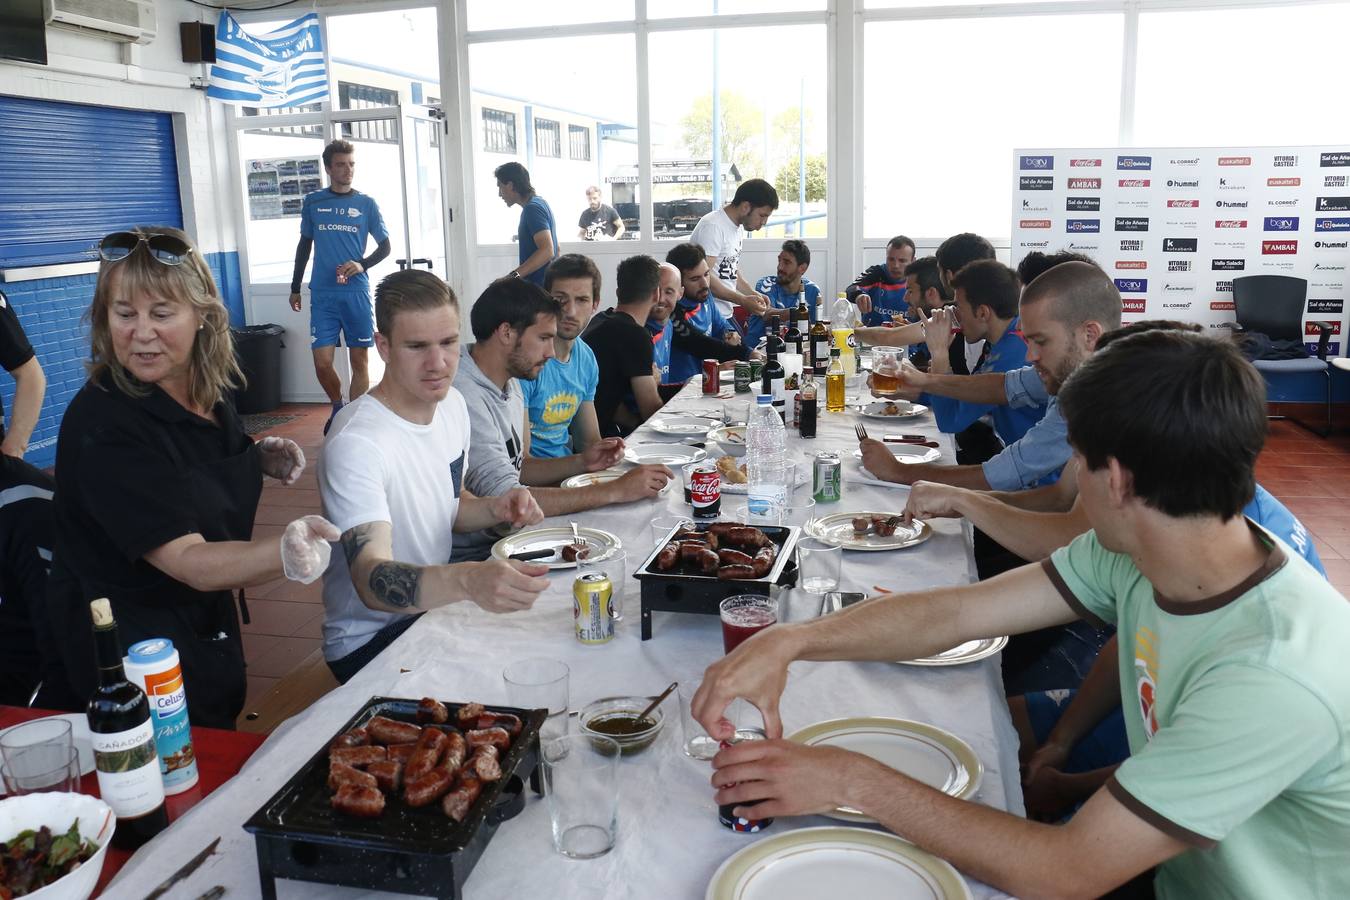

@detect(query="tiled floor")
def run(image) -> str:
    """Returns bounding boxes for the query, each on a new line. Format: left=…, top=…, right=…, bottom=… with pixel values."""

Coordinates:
left=238, top=407, right=1350, bottom=709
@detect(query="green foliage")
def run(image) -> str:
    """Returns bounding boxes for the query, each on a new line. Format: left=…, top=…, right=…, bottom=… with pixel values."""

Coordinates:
left=775, top=154, right=828, bottom=203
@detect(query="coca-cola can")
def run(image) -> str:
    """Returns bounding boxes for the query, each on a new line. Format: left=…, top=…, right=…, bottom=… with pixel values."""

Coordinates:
left=690, top=465, right=721, bottom=519
left=702, top=359, right=720, bottom=395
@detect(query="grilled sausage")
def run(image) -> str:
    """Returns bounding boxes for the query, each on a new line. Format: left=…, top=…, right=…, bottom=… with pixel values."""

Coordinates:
left=329, top=726, right=371, bottom=750
left=875, top=515, right=901, bottom=537
left=329, top=745, right=387, bottom=768
left=403, top=767, right=455, bottom=807
left=469, top=745, right=502, bottom=782
left=679, top=541, right=711, bottom=561
left=328, top=761, right=379, bottom=791
left=561, top=542, right=591, bottom=562
left=717, top=564, right=757, bottom=580
left=405, top=727, right=449, bottom=782
left=442, top=771, right=483, bottom=822
left=489, top=712, right=523, bottom=738
left=726, top=526, right=772, bottom=550
left=717, top=548, right=754, bottom=567
left=368, top=716, right=422, bottom=745
left=852, top=517, right=872, bottom=535
left=466, top=727, right=511, bottom=751
left=705, top=522, right=740, bottom=537
left=751, top=546, right=775, bottom=578
left=438, top=731, right=468, bottom=774
left=456, top=702, right=485, bottom=725
left=671, top=527, right=705, bottom=543
left=387, top=743, right=418, bottom=764
left=331, top=784, right=385, bottom=818
left=416, top=698, right=449, bottom=725
left=656, top=541, right=679, bottom=571
left=366, top=759, right=403, bottom=793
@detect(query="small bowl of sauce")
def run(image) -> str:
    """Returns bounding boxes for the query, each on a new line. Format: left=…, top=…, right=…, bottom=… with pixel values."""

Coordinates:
left=579, top=696, right=667, bottom=754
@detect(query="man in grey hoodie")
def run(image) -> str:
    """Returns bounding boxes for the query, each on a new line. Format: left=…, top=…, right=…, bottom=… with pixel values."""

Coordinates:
left=452, top=277, right=674, bottom=561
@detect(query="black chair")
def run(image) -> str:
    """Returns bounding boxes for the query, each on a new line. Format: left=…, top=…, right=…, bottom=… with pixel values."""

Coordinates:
left=1233, top=274, right=1332, bottom=436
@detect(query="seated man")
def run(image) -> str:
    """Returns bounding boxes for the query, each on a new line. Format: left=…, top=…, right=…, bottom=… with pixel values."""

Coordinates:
left=844, top=234, right=914, bottom=327
left=664, top=242, right=752, bottom=386
left=0, top=456, right=56, bottom=705
left=747, top=239, right=819, bottom=348
left=696, top=329, right=1350, bottom=900
left=451, top=277, right=673, bottom=562
left=320, top=270, right=551, bottom=683
left=523, top=254, right=602, bottom=458
left=853, top=255, right=947, bottom=350
left=582, top=254, right=667, bottom=437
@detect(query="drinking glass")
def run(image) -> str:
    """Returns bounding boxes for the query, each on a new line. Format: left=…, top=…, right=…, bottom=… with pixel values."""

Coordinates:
left=503, top=658, right=570, bottom=743
left=780, top=497, right=817, bottom=527
left=579, top=550, right=627, bottom=622
left=541, top=734, right=621, bottom=859
left=651, top=516, right=692, bottom=548
left=0, top=718, right=72, bottom=768
left=783, top=460, right=799, bottom=495
left=679, top=689, right=755, bottom=761
left=871, top=347, right=903, bottom=394
left=798, top=538, right=842, bottom=595
left=718, top=595, right=779, bottom=654
left=1, top=746, right=80, bottom=795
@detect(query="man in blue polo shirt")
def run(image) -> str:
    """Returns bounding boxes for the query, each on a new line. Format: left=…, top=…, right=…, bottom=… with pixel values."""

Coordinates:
left=664, top=242, right=751, bottom=386
left=748, top=239, right=819, bottom=348
left=495, top=162, right=558, bottom=287
left=290, top=139, right=391, bottom=434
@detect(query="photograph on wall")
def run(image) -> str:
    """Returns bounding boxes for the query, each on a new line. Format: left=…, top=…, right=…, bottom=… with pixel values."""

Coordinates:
left=246, top=156, right=322, bottom=220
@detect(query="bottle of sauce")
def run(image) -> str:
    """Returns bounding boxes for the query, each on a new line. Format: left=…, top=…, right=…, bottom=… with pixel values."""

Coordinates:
left=826, top=348, right=846, bottom=413
left=809, top=316, right=830, bottom=373
left=87, top=598, right=169, bottom=850
left=783, top=307, right=802, bottom=360
left=798, top=371, right=818, bottom=438
left=795, top=292, right=810, bottom=356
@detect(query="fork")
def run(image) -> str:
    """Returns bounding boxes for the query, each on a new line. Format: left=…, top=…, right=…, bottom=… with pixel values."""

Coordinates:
left=854, top=423, right=869, bottom=442
left=570, top=521, right=585, bottom=547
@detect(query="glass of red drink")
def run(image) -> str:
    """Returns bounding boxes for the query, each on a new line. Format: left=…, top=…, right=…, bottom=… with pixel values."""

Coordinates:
left=719, top=594, right=779, bottom=654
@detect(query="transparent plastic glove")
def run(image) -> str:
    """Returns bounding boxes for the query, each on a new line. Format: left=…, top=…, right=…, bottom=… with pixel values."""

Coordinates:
left=281, top=514, right=340, bottom=584
left=258, top=436, right=306, bottom=485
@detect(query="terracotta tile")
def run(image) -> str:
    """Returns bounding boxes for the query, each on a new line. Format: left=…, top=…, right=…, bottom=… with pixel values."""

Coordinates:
left=246, top=635, right=323, bottom=679
left=1298, top=515, right=1350, bottom=537
left=259, top=488, right=321, bottom=510
left=1317, top=558, right=1350, bottom=584
left=1281, top=498, right=1350, bottom=519
left=293, top=610, right=326, bottom=640
left=240, top=631, right=282, bottom=664
left=243, top=675, right=279, bottom=712
left=1266, top=452, right=1350, bottom=468
left=1311, top=535, right=1343, bottom=560
left=240, top=597, right=322, bottom=638
left=246, top=577, right=289, bottom=600
left=1312, top=531, right=1350, bottom=560
left=256, top=577, right=323, bottom=605
left=254, top=505, right=318, bottom=527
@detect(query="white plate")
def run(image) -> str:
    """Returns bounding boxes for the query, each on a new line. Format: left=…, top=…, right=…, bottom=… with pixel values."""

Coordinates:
left=623, top=444, right=707, bottom=466
left=489, top=526, right=622, bottom=570
left=707, top=424, right=747, bottom=458
left=851, top=444, right=941, bottom=465
left=706, top=825, right=971, bottom=900
left=0, top=714, right=95, bottom=797
left=859, top=400, right=929, bottom=420
left=559, top=470, right=672, bottom=495
left=900, top=637, right=1009, bottom=667
left=788, top=718, right=982, bottom=823
left=648, top=414, right=720, bottom=436
left=805, top=512, right=933, bottom=551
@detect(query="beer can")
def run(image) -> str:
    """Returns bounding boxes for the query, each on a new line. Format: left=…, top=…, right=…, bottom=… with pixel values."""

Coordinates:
left=812, top=451, right=842, bottom=503
left=690, top=465, right=722, bottom=519
left=702, top=359, right=720, bottom=394
left=733, top=361, right=752, bottom=393
left=123, top=638, right=199, bottom=795
left=718, top=727, right=774, bottom=832
left=573, top=573, right=615, bottom=645
left=748, top=359, right=763, bottom=384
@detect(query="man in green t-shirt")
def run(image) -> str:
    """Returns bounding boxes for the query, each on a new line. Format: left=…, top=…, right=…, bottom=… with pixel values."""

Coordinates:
left=693, top=315, right=1350, bottom=898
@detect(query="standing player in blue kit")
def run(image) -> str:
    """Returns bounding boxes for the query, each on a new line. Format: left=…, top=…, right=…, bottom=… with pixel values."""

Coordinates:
left=290, top=139, right=392, bottom=434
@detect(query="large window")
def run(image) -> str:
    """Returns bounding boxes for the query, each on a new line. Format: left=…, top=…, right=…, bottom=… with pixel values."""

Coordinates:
left=862, top=14, right=1123, bottom=241
left=536, top=118, right=562, bottom=158
left=569, top=125, right=591, bottom=162
left=483, top=108, right=517, bottom=153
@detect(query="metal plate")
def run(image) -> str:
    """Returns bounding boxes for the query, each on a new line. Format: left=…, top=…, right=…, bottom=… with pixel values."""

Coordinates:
left=899, top=636, right=1009, bottom=667
left=858, top=400, right=929, bottom=420
left=489, top=525, right=622, bottom=569
left=559, top=470, right=672, bottom=495
left=852, top=444, right=941, bottom=465
left=805, top=512, right=933, bottom=551
left=623, top=444, right=708, bottom=466
left=647, top=414, right=719, bottom=436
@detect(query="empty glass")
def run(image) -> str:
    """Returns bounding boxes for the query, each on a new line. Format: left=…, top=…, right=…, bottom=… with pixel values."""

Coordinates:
left=0, top=718, right=72, bottom=768
left=1, top=746, right=80, bottom=795
left=503, top=658, right=570, bottom=743
left=652, top=515, right=692, bottom=547
left=579, top=550, right=627, bottom=622
left=541, top=734, right=621, bottom=859
left=797, top=538, right=842, bottom=595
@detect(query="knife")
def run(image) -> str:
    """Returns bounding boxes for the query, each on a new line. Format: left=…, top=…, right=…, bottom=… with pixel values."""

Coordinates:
left=142, top=836, right=221, bottom=900
left=508, top=548, right=556, bottom=561
left=885, top=434, right=928, bottom=442
left=884, top=437, right=939, bottom=448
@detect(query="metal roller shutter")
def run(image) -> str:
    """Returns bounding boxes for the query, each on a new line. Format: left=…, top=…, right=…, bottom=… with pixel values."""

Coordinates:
left=0, top=94, right=182, bottom=268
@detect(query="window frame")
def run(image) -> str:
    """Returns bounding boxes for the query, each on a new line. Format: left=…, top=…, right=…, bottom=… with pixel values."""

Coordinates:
left=482, top=106, right=518, bottom=154
left=568, top=124, right=591, bottom=161
left=534, top=117, right=562, bottom=159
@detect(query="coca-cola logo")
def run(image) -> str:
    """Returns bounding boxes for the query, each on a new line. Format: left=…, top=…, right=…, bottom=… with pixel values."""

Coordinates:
left=690, top=468, right=720, bottom=505
left=1168, top=199, right=1199, bottom=208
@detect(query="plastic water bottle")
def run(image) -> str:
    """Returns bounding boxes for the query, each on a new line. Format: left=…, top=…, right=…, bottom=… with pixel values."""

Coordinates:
left=746, top=394, right=788, bottom=525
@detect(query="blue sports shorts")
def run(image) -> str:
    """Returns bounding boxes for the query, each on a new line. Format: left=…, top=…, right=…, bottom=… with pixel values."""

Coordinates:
left=310, top=290, right=374, bottom=348
left=1024, top=689, right=1129, bottom=773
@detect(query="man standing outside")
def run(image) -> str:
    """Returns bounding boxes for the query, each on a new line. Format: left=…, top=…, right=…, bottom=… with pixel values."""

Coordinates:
left=0, top=289, right=46, bottom=459
left=524, top=254, right=602, bottom=457
left=290, top=139, right=392, bottom=434
left=320, top=269, right=550, bottom=683
left=845, top=235, right=915, bottom=326
left=495, top=162, right=558, bottom=287
left=577, top=186, right=625, bottom=241
left=748, top=239, right=819, bottom=348
left=689, top=178, right=778, bottom=319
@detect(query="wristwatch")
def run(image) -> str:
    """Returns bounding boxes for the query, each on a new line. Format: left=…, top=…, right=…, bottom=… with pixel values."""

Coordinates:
left=508, top=270, right=521, bottom=279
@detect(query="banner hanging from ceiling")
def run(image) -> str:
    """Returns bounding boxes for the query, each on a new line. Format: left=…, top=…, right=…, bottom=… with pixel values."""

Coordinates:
left=207, top=12, right=328, bottom=109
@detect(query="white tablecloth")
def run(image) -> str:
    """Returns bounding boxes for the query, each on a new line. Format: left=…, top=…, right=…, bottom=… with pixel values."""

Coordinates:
left=109, top=381, right=1021, bottom=899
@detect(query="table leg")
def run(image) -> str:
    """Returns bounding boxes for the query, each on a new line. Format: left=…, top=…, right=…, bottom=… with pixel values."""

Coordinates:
left=641, top=601, right=652, bottom=640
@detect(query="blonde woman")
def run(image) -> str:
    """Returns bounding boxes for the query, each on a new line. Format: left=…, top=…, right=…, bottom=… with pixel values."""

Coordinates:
left=44, top=227, right=338, bottom=728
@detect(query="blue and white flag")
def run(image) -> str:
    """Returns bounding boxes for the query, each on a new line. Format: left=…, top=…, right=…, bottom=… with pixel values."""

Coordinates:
left=207, top=12, right=328, bottom=108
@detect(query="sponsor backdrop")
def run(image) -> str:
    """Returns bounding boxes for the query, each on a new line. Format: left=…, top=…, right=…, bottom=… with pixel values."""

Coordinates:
left=1012, top=147, right=1350, bottom=357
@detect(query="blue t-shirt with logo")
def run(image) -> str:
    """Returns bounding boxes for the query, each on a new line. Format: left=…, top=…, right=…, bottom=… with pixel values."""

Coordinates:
left=300, top=188, right=388, bottom=293
left=649, top=319, right=672, bottom=384
left=668, top=298, right=734, bottom=385
left=518, top=196, right=559, bottom=287
left=520, top=340, right=599, bottom=458
left=748, top=276, right=819, bottom=348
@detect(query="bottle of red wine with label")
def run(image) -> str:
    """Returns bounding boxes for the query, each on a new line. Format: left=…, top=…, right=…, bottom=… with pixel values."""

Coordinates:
left=87, top=598, right=168, bottom=850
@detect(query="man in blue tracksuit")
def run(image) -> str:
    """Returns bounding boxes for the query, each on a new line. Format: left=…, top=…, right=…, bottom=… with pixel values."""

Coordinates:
left=749, top=239, right=819, bottom=348
left=844, top=234, right=915, bottom=326
left=664, top=242, right=750, bottom=386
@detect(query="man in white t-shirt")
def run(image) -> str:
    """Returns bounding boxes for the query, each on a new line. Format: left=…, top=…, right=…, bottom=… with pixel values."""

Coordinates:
left=689, top=178, right=779, bottom=320
left=319, top=269, right=551, bottom=683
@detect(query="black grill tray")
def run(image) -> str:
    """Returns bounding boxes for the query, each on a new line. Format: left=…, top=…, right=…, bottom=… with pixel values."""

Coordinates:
left=243, top=696, right=544, bottom=899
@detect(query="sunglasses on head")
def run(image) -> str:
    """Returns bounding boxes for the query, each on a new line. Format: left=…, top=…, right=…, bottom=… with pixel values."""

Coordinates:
left=98, top=231, right=194, bottom=266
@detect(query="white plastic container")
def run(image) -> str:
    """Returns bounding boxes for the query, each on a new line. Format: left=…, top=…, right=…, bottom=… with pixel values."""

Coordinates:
left=746, top=395, right=788, bottom=524
left=122, top=639, right=199, bottom=795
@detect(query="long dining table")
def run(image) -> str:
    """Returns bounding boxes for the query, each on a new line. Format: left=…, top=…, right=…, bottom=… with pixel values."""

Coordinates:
left=107, top=376, right=1022, bottom=899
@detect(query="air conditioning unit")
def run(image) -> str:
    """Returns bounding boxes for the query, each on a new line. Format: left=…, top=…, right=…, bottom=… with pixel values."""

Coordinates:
left=44, top=0, right=157, bottom=44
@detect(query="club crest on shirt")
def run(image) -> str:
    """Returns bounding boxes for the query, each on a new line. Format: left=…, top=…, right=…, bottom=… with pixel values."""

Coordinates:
left=1134, top=626, right=1160, bottom=740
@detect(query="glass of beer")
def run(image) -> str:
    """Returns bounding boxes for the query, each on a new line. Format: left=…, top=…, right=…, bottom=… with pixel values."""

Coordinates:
left=871, top=347, right=903, bottom=394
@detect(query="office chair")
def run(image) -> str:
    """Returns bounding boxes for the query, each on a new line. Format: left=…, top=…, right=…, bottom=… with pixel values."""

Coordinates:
left=1233, top=274, right=1331, bottom=437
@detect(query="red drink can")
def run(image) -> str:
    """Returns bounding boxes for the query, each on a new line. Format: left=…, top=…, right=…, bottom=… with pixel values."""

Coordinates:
left=690, top=465, right=721, bottom=518
left=702, top=359, right=720, bottom=394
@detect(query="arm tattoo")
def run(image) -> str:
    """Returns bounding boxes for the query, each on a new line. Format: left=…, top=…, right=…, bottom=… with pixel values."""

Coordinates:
left=341, top=524, right=374, bottom=567
left=370, top=562, right=421, bottom=609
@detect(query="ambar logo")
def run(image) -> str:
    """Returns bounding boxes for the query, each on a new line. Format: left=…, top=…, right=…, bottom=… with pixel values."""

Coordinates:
left=1114, top=278, right=1147, bottom=293
left=1117, top=155, right=1152, bottom=170
left=1065, top=219, right=1100, bottom=233
left=1116, top=260, right=1148, bottom=269
left=1269, top=177, right=1301, bottom=187
left=1163, top=238, right=1198, bottom=253
left=1168, top=199, right=1199, bottom=208
left=1321, top=152, right=1350, bottom=167
left=1019, top=176, right=1054, bottom=190
left=1308, top=322, right=1342, bottom=335
left=1069, top=158, right=1101, bottom=167
left=1122, top=299, right=1146, bottom=314
left=1118, top=178, right=1151, bottom=188
left=1264, top=217, right=1299, bottom=231
left=1068, top=177, right=1101, bottom=190
left=1020, top=155, right=1054, bottom=170
left=1066, top=197, right=1100, bottom=211
left=1262, top=240, right=1298, bottom=254
left=1215, top=220, right=1247, bottom=229
left=1218, top=156, right=1252, bottom=166
left=1020, top=219, right=1052, bottom=229
left=1316, top=218, right=1350, bottom=232
left=1115, top=217, right=1149, bottom=231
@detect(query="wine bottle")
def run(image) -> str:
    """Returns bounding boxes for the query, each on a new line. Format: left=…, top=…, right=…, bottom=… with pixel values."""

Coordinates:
left=799, top=372, right=818, bottom=438
left=87, top=598, right=169, bottom=850
left=761, top=343, right=786, bottom=421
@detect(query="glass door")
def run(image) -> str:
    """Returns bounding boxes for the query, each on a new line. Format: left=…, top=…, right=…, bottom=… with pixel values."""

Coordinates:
left=398, top=105, right=448, bottom=279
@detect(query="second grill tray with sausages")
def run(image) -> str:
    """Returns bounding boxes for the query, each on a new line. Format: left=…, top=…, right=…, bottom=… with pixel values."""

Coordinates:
left=243, top=696, right=544, bottom=900
left=634, top=521, right=801, bottom=639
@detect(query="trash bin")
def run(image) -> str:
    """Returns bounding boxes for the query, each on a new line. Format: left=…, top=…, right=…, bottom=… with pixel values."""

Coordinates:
left=232, top=324, right=285, bottom=414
